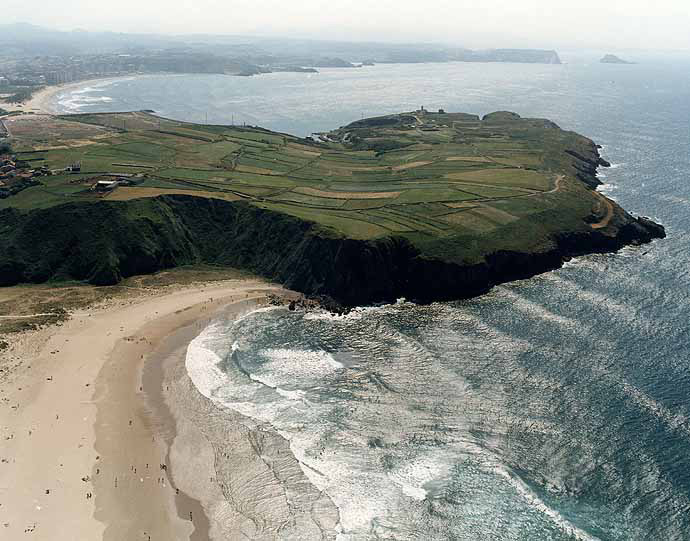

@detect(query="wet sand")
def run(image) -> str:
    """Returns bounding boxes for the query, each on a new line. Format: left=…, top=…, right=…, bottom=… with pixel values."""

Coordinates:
left=156, top=322, right=341, bottom=540
left=90, top=287, right=278, bottom=540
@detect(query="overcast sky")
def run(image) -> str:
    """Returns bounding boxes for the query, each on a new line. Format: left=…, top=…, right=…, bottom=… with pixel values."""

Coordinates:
left=4, top=0, right=690, bottom=51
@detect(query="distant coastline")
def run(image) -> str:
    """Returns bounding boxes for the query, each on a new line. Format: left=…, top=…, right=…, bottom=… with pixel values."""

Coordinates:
left=0, top=75, right=132, bottom=115
left=0, top=53, right=562, bottom=117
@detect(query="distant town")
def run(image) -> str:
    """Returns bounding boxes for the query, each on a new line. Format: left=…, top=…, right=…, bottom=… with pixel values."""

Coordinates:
left=0, top=50, right=310, bottom=104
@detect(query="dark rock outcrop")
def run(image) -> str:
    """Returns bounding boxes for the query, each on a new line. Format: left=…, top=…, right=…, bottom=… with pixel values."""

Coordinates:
left=565, top=149, right=611, bottom=188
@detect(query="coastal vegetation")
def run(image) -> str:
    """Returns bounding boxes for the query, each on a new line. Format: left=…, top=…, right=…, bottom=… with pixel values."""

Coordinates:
left=0, top=110, right=664, bottom=305
left=3, top=86, right=42, bottom=104
left=0, top=265, right=250, bottom=336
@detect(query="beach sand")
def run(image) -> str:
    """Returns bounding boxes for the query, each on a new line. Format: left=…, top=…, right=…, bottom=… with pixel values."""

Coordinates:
left=0, top=76, right=127, bottom=115
left=0, top=277, right=338, bottom=539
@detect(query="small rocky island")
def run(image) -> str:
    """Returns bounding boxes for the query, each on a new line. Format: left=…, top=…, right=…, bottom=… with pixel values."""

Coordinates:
left=0, top=110, right=664, bottom=306
left=601, top=54, right=635, bottom=64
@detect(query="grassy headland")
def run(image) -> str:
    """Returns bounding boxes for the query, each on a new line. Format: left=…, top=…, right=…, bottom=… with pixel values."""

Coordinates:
left=0, top=110, right=664, bottom=306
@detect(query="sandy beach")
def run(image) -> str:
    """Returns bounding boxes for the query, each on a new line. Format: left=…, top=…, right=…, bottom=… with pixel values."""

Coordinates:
left=0, top=277, right=331, bottom=540
left=0, top=76, right=129, bottom=115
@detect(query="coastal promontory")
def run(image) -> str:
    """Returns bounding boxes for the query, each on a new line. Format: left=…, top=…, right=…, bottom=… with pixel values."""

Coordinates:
left=0, top=110, right=664, bottom=306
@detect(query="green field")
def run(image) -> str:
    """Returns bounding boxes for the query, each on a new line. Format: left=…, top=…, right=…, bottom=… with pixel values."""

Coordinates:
left=1, top=110, right=608, bottom=250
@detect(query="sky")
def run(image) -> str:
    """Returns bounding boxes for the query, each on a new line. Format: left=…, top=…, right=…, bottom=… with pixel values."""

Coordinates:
left=4, top=0, right=690, bottom=51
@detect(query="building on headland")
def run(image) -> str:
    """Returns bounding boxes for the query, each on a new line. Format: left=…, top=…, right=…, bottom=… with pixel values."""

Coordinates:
left=94, top=180, right=119, bottom=192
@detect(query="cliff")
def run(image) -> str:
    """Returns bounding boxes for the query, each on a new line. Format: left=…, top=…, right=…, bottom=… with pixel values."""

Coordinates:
left=0, top=194, right=664, bottom=307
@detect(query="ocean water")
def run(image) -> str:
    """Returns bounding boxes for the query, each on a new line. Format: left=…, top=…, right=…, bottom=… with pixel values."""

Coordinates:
left=59, top=53, right=690, bottom=539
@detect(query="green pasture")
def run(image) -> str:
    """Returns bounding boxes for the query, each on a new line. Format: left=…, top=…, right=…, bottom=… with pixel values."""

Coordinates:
left=3, top=110, right=601, bottom=244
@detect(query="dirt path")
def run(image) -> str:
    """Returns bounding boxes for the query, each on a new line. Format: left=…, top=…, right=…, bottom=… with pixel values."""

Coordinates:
left=545, top=174, right=565, bottom=194
left=590, top=191, right=615, bottom=229
left=534, top=174, right=614, bottom=228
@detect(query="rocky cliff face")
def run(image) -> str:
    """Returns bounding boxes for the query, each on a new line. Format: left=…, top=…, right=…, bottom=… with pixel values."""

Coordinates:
left=0, top=194, right=665, bottom=307
left=565, top=148, right=610, bottom=188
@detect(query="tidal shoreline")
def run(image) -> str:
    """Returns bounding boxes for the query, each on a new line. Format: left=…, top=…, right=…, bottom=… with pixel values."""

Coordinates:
left=91, top=287, right=280, bottom=540
left=156, top=306, right=340, bottom=541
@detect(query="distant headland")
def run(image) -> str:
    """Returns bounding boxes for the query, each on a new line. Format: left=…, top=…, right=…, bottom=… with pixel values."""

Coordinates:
left=0, top=23, right=565, bottom=107
left=601, top=54, right=635, bottom=65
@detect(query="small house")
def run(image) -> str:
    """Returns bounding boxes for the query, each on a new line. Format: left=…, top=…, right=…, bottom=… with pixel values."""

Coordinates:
left=94, top=180, right=119, bottom=192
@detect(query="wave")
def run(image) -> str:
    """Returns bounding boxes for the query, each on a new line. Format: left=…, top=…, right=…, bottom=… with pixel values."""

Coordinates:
left=302, top=304, right=386, bottom=322
left=56, top=94, right=114, bottom=112
left=387, top=452, right=454, bottom=501
left=185, top=310, right=459, bottom=536
left=185, top=304, right=606, bottom=538
left=184, top=272, right=690, bottom=539
left=249, top=348, right=344, bottom=389
left=598, top=182, right=618, bottom=192
left=540, top=273, right=652, bottom=334
left=493, top=466, right=600, bottom=541
left=184, top=321, right=232, bottom=400
left=51, top=76, right=138, bottom=113
left=619, top=380, right=690, bottom=440
left=494, top=286, right=592, bottom=338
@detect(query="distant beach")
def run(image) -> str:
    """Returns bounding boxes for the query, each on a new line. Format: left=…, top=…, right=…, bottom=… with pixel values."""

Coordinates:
left=0, top=76, right=133, bottom=115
